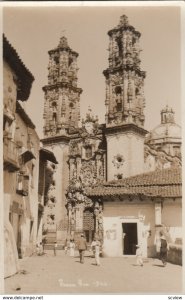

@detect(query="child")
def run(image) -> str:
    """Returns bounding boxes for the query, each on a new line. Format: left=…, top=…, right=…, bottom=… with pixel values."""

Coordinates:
left=91, top=238, right=101, bottom=266
left=36, top=242, right=43, bottom=256
left=64, top=239, right=70, bottom=255
left=136, top=244, right=143, bottom=266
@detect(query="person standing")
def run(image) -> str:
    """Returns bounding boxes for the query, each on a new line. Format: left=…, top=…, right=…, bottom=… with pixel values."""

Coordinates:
left=154, top=230, right=161, bottom=258
left=77, top=234, right=87, bottom=264
left=64, top=239, right=70, bottom=255
left=136, top=245, right=143, bottom=267
left=91, top=238, right=101, bottom=266
left=160, top=233, right=168, bottom=267
left=69, top=239, right=75, bottom=257
left=53, top=241, right=57, bottom=256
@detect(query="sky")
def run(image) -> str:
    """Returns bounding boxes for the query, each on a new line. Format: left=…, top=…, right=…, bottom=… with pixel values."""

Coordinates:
left=3, top=4, right=181, bottom=138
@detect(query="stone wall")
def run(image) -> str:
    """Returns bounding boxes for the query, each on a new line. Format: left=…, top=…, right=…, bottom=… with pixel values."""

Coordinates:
left=168, top=244, right=182, bottom=265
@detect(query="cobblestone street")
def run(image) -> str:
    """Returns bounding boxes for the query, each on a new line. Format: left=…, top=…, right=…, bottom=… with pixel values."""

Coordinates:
left=5, top=250, right=182, bottom=294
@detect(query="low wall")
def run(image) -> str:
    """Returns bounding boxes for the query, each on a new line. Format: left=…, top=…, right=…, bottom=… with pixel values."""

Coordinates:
left=167, top=243, right=182, bottom=266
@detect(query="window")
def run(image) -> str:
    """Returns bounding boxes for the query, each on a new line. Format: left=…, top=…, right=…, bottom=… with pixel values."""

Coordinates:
left=115, top=86, right=122, bottom=94
left=53, top=112, right=57, bottom=125
left=135, top=87, right=139, bottom=96
left=116, top=102, right=122, bottom=112
left=16, top=173, right=29, bottom=196
left=31, top=164, right=35, bottom=188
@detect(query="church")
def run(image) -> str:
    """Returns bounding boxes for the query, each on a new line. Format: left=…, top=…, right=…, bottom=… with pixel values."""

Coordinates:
left=41, top=15, right=182, bottom=259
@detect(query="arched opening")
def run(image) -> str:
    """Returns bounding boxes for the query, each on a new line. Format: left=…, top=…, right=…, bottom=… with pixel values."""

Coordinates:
left=135, top=87, right=139, bottom=96
left=115, top=86, right=122, bottom=111
left=53, top=112, right=57, bottom=125
left=115, top=86, right=122, bottom=95
left=85, top=145, right=92, bottom=159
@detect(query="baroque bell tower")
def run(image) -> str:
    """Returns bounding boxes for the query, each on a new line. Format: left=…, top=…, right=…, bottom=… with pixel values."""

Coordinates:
left=42, top=37, right=82, bottom=242
left=104, top=15, right=148, bottom=180
left=43, top=36, right=82, bottom=137
left=103, top=15, right=145, bottom=126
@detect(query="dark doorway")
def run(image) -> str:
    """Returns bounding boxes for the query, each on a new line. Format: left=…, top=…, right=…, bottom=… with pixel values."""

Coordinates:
left=122, top=223, right=138, bottom=255
left=83, top=208, right=95, bottom=244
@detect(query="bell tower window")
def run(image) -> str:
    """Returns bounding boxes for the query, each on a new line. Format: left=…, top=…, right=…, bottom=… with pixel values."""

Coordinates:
left=135, top=87, right=139, bottom=97
left=53, top=112, right=57, bottom=125
left=85, top=145, right=92, bottom=159
left=52, top=102, right=57, bottom=125
left=115, top=86, right=122, bottom=112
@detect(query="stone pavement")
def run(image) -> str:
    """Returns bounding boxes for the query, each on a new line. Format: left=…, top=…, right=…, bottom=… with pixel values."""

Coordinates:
left=5, top=250, right=183, bottom=294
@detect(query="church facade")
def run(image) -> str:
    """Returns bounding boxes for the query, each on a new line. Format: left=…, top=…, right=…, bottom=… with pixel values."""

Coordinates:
left=41, top=15, right=182, bottom=257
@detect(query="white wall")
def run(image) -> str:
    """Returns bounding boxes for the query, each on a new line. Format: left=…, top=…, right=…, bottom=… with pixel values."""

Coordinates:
left=106, top=132, right=144, bottom=181
left=103, top=201, right=156, bottom=257
left=162, top=201, right=182, bottom=243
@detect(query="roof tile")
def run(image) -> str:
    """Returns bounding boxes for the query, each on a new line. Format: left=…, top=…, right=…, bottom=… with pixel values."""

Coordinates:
left=87, top=168, right=181, bottom=198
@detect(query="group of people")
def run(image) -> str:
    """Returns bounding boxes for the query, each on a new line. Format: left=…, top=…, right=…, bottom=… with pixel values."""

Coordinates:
left=36, top=231, right=169, bottom=268
left=65, top=234, right=101, bottom=266
left=136, top=231, right=169, bottom=267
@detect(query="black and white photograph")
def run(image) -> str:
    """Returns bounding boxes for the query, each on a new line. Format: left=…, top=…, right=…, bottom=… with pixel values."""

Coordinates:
left=1, top=1, right=183, bottom=296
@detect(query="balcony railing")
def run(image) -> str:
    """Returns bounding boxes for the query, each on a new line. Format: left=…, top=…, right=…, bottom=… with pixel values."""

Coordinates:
left=3, top=138, right=20, bottom=171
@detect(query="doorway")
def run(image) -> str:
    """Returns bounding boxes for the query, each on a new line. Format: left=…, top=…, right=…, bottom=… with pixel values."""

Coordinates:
left=122, top=222, right=138, bottom=255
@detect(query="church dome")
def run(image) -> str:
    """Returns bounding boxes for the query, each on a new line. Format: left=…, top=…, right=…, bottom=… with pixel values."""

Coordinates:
left=146, top=105, right=181, bottom=143
left=150, top=122, right=181, bottom=140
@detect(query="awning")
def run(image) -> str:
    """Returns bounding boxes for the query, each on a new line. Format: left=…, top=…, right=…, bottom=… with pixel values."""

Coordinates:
left=20, top=150, right=36, bottom=163
left=40, top=148, right=58, bottom=164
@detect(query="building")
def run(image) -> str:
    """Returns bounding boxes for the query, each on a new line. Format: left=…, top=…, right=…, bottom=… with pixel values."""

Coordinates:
left=4, top=36, right=38, bottom=277
left=87, top=167, right=182, bottom=259
left=3, top=35, right=59, bottom=277
left=41, top=16, right=182, bottom=258
left=144, top=105, right=181, bottom=172
left=37, top=148, right=58, bottom=245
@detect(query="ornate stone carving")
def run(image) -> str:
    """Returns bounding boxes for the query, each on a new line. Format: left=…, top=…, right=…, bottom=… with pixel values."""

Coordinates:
left=80, top=160, right=97, bottom=187
left=144, top=145, right=181, bottom=171
left=94, top=201, right=104, bottom=242
left=80, top=107, right=99, bottom=138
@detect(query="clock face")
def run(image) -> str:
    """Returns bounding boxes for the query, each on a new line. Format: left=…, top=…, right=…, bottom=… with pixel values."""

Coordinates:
left=85, top=122, right=94, bottom=134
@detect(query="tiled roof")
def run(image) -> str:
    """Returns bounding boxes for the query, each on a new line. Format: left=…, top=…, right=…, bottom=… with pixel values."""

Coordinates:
left=3, top=35, right=34, bottom=101
left=105, top=168, right=181, bottom=187
left=87, top=168, right=181, bottom=198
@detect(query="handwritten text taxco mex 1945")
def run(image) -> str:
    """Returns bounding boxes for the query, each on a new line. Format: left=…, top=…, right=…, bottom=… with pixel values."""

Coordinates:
left=58, top=278, right=108, bottom=288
